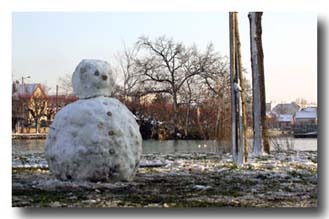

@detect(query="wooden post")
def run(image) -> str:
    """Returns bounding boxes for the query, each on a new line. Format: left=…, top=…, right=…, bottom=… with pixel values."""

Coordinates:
left=234, top=15, right=248, bottom=162
left=257, top=14, right=270, bottom=154
left=249, top=12, right=269, bottom=154
left=229, top=12, right=248, bottom=163
left=229, top=12, right=237, bottom=162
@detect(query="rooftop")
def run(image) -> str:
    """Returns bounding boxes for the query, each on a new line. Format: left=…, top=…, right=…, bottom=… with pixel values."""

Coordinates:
left=277, top=114, right=293, bottom=122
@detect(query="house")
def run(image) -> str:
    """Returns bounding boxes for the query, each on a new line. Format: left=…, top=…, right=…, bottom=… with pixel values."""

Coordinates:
left=276, top=114, right=293, bottom=130
left=294, top=107, right=317, bottom=125
left=139, top=93, right=157, bottom=105
left=293, top=107, right=317, bottom=137
left=12, top=82, right=48, bottom=133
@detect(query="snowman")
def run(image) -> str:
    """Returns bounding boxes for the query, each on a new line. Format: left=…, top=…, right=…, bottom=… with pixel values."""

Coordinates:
left=45, top=59, right=142, bottom=182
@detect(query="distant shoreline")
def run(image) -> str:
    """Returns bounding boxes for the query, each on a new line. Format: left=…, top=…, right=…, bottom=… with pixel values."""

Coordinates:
left=12, top=134, right=47, bottom=140
left=11, top=132, right=317, bottom=140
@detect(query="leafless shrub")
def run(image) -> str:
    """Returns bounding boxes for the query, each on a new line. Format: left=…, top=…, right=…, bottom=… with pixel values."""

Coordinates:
left=269, top=135, right=295, bottom=152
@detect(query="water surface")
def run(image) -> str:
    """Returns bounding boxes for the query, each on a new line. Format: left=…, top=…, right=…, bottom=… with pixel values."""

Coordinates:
left=12, top=138, right=317, bottom=154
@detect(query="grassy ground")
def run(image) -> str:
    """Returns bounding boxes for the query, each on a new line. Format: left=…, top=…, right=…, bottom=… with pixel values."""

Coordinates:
left=12, top=151, right=317, bottom=208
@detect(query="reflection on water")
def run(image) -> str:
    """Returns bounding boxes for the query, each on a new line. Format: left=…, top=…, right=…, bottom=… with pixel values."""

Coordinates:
left=12, top=139, right=229, bottom=154
left=12, top=139, right=46, bottom=154
left=142, top=140, right=230, bottom=154
left=12, top=138, right=317, bottom=155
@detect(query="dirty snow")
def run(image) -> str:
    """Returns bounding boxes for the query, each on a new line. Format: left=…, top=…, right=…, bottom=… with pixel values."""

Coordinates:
left=45, top=59, right=142, bottom=182
left=13, top=151, right=317, bottom=207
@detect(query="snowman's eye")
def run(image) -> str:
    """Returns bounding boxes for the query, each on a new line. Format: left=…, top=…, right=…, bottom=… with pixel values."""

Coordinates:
left=94, top=70, right=100, bottom=76
left=102, top=75, right=108, bottom=81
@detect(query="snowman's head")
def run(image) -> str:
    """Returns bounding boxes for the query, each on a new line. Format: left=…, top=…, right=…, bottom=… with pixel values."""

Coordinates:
left=72, top=59, right=114, bottom=99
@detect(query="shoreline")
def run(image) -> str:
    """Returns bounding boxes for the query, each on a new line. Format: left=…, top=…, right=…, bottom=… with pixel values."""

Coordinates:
left=12, top=133, right=47, bottom=140
left=12, top=133, right=317, bottom=140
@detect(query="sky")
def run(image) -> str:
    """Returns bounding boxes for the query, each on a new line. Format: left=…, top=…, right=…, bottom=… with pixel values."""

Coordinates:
left=12, top=12, right=317, bottom=103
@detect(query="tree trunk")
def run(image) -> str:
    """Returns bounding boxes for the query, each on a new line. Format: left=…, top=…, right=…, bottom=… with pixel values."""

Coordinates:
left=185, top=82, right=193, bottom=138
left=123, top=82, right=127, bottom=104
left=185, top=103, right=190, bottom=138
left=35, top=118, right=39, bottom=134
left=215, top=97, right=222, bottom=139
left=249, top=12, right=269, bottom=154
left=172, top=92, right=178, bottom=139
left=196, top=106, right=206, bottom=139
left=256, top=14, right=270, bottom=154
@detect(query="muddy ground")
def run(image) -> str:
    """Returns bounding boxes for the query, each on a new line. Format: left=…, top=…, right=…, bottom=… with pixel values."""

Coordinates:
left=12, top=151, right=317, bottom=208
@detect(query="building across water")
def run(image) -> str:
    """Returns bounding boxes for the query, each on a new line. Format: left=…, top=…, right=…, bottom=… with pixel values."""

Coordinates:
left=266, top=102, right=317, bottom=138
left=293, top=107, right=317, bottom=138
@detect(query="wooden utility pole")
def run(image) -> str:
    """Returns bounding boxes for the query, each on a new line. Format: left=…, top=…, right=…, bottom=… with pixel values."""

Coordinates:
left=249, top=12, right=270, bottom=154
left=229, top=12, right=237, bottom=162
left=229, top=12, right=248, bottom=163
left=234, top=15, right=249, bottom=162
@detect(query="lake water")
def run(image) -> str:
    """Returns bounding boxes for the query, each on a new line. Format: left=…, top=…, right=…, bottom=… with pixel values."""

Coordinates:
left=12, top=138, right=317, bottom=154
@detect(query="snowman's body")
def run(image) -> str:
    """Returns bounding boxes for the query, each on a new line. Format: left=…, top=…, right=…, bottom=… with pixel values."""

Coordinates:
left=45, top=60, right=142, bottom=182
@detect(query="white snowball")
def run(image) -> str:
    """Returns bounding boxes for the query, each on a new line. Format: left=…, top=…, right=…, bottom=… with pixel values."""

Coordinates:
left=72, top=59, right=114, bottom=99
left=45, top=96, right=142, bottom=182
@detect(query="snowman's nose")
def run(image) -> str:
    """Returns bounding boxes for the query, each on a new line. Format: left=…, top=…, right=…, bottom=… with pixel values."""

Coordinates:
left=102, top=75, right=108, bottom=81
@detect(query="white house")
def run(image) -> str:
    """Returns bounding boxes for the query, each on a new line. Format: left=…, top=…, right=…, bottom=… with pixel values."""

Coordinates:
left=276, top=114, right=293, bottom=130
left=294, top=107, right=317, bottom=125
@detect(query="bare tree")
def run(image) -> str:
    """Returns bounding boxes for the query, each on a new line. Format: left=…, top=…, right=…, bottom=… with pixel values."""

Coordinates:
left=181, top=44, right=225, bottom=138
left=180, top=75, right=208, bottom=139
left=58, top=74, right=73, bottom=95
left=295, top=98, right=308, bottom=107
left=200, top=67, right=231, bottom=139
left=191, top=49, right=232, bottom=141
left=178, top=76, right=195, bottom=137
left=136, top=36, right=207, bottom=138
left=42, top=81, right=52, bottom=94
left=28, top=94, right=48, bottom=133
left=114, top=43, right=141, bottom=103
